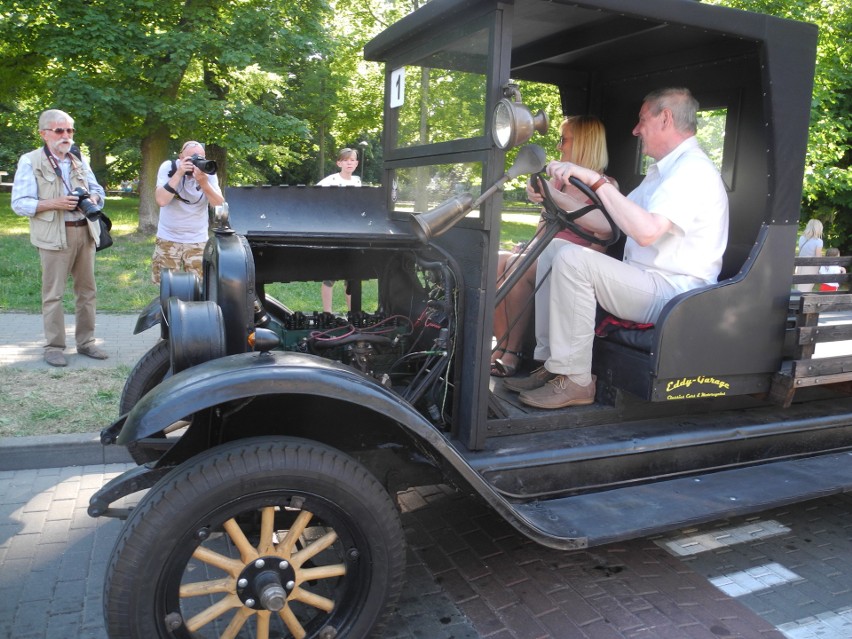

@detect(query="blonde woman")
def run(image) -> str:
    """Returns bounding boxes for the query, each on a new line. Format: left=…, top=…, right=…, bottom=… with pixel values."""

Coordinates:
left=795, top=218, right=823, bottom=292
left=491, top=115, right=614, bottom=377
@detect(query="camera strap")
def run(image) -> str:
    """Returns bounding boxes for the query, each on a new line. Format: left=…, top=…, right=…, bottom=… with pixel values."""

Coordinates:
left=43, top=145, right=75, bottom=195
left=169, top=179, right=204, bottom=205
left=166, top=159, right=204, bottom=205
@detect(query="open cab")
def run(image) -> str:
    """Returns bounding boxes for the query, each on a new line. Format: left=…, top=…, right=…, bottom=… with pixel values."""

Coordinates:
left=361, top=0, right=852, bottom=546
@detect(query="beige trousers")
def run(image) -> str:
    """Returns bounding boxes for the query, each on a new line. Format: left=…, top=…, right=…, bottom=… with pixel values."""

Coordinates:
left=40, top=224, right=97, bottom=351
left=535, top=243, right=677, bottom=385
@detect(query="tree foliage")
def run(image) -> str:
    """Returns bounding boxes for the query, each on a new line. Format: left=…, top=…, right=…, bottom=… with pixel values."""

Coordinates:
left=0, top=0, right=848, bottom=244
left=0, top=0, right=333, bottom=230
left=706, top=0, right=852, bottom=250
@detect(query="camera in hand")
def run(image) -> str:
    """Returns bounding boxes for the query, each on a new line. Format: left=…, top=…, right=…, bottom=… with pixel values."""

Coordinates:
left=70, top=187, right=104, bottom=218
left=188, top=154, right=217, bottom=175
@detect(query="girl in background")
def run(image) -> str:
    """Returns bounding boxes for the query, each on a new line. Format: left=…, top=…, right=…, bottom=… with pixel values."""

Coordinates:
left=795, top=218, right=823, bottom=293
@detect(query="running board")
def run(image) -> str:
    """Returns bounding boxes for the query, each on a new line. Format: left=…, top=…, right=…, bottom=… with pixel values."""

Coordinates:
left=513, top=451, right=852, bottom=548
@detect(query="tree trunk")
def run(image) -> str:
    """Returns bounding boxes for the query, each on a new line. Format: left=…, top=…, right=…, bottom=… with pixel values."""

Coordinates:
left=88, top=140, right=109, bottom=189
left=138, top=127, right=170, bottom=234
left=207, top=143, right=227, bottom=192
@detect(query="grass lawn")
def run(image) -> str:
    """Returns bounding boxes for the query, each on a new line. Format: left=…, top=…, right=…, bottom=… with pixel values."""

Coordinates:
left=0, top=192, right=159, bottom=313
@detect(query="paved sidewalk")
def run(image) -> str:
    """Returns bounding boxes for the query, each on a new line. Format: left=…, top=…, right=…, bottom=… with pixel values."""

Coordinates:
left=2, top=463, right=801, bottom=639
left=0, top=464, right=479, bottom=639
left=0, top=311, right=159, bottom=370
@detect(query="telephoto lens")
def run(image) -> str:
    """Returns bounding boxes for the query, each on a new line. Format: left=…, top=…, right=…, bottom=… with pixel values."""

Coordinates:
left=189, top=154, right=217, bottom=175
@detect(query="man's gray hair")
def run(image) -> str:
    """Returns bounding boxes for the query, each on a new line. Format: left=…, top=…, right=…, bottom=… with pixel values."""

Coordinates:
left=644, top=88, right=699, bottom=134
left=181, top=140, right=205, bottom=153
left=38, top=109, right=73, bottom=130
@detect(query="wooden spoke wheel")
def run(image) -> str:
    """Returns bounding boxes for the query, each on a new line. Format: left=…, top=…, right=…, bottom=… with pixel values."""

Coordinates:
left=104, top=437, right=405, bottom=638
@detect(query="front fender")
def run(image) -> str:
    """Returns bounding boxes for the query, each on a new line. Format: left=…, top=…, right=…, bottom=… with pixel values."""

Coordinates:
left=112, top=351, right=593, bottom=551
left=133, top=296, right=161, bottom=335
left=117, top=350, right=439, bottom=447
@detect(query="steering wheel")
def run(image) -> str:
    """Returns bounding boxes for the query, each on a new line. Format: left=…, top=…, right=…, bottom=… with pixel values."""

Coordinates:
left=531, top=173, right=621, bottom=248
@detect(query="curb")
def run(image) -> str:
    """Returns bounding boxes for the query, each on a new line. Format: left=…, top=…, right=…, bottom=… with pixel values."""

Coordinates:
left=0, top=431, right=131, bottom=471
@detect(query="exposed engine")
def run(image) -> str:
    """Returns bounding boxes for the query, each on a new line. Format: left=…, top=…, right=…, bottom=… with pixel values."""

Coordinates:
left=254, top=253, right=457, bottom=426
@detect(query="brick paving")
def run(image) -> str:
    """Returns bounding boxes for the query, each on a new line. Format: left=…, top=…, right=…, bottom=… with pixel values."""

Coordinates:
left=396, top=485, right=788, bottom=639
left=3, top=461, right=852, bottom=638
left=0, top=464, right=478, bottom=639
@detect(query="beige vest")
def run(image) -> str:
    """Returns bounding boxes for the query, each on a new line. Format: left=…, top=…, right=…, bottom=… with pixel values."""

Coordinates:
left=25, top=148, right=98, bottom=249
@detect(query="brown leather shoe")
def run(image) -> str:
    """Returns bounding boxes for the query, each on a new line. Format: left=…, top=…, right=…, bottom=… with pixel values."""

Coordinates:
left=503, top=365, right=556, bottom=393
left=519, top=374, right=596, bottom=409
left=44, top=350, right=67, bottom=367
left=77, top=344, right=109, bottom=360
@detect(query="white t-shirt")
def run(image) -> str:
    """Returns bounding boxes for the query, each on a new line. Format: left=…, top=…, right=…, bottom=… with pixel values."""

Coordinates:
left=818, top=264, right=841, bottom=290
left=156, top=160, right=220, bottom=243
left=316, top=173, right=361, bottom=187
left=625, top=136, right=729, bottom=293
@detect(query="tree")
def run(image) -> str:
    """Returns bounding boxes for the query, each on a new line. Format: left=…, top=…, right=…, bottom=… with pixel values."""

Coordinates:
left=312, top=0, right=401, bottom=184
left=0, top=0, right=333, bottom=232
left=706, top=0, right=852, bottom=251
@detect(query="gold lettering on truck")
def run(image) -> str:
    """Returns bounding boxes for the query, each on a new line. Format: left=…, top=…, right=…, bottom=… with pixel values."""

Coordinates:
left=665, top=376, right=731, bottom=400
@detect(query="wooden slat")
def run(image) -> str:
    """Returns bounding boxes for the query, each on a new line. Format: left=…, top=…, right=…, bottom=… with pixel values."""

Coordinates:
left=786, top=370, right=852, bottom=389
left=794, top=256, right=852, bottom=267
left=768, top=372, right=795, bottom=407
left=792, top=256, right=850, bottom=287
left=797, top=324, right=852, bottom=345
left=790, top=354, right=852, bottom=378
left=799, top=293, right=852, bottom=314
left=791, top=273, right=851, bottom=285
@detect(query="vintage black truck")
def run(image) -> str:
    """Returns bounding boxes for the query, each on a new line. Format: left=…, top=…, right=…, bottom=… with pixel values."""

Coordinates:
left=89, top=1, right=852, bottom=637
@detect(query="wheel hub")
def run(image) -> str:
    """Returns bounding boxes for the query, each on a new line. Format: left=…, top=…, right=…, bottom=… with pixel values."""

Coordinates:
left=236, top=556, right=297, bottom=611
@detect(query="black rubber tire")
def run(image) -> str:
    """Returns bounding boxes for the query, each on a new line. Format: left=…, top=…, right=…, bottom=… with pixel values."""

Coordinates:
left=120, top=340, right=173, bottom=465
left=120, top=340, right=172, bottom=414
left=104, top=437, right=406, bottom=639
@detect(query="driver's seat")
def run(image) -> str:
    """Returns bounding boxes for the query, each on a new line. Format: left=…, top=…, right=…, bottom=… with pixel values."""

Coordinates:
left=592, top=224, right=792, bottom=401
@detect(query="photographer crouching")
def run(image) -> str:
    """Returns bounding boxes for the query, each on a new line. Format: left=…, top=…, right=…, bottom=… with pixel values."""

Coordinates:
left=11, top=109, right=108, bottom=367
left=152, top=140, right=224, bottom=284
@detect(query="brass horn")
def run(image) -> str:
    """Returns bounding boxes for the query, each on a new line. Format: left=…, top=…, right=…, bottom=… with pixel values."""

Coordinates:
left=409, top=144, right=547, bottom=243
left=410, top=194, right=475, bottom=243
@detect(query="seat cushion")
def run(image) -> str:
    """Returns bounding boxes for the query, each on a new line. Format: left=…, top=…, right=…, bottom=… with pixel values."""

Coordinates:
left=595, top=313, right=655, bottom=352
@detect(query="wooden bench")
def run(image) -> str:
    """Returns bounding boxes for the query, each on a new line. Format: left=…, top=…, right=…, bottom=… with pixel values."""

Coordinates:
left=771, top=256, right=852, bottom=406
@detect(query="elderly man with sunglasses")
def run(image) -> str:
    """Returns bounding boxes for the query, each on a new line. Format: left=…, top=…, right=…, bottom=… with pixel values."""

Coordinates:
left=11, top=109, right=107, bottom=367
left=151, top=140, right=224, bottom=285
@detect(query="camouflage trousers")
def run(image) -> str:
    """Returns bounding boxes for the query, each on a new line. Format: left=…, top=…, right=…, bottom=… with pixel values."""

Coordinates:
left=151, top=238, right=205, bottom=284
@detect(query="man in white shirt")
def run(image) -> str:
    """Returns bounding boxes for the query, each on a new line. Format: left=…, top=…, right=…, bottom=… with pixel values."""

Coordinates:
left=507, top=87, right=729, bottom=409
left=152, top=141, right=224, bottom=284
